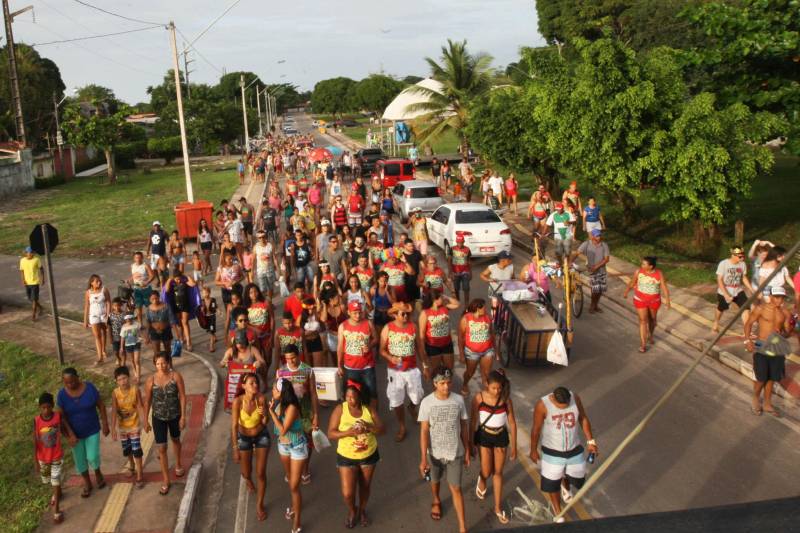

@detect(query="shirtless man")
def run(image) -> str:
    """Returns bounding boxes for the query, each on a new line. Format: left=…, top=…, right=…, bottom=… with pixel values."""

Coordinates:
left=743, top=286, right=792, bottom=417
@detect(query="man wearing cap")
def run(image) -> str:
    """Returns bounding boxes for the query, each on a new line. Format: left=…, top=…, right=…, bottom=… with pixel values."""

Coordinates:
left=315, top=219, right=332, bottom=261
left=712, top=247, right=754, bottom=335
left=575, top=229, right=610, bottom=313
left=449, top=235, right=472, bottom=303
left=407, top=208, right=429, bottom=256
left=744, top=286, right=792, bottom=417
left=546, top=203, right=573, bottom=263
left=20, top=246, right=45, bottom=321
left=337, top=301, right=378, bottom=407
left=380, top=301, right=424, bottom=441
left=146, top=221, right=168, bottom=271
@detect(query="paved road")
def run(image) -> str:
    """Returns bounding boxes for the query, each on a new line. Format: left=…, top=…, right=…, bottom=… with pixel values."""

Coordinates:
left=187, top=112, right=800, bottom=533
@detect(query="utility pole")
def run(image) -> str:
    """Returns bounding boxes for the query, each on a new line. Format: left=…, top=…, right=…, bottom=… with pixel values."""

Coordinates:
left=264, top=90, right=271, bottom=132
left=240, top=74, right=249, bottom=150
left=52, top=92, right=62, bottom=165
left=2, top=0, right=32, bottom=146
left=168, top=21, right=194, bottom=203
left=182, top=42, right=194, bottom=99
left=256, top=86, right=263, bottom=138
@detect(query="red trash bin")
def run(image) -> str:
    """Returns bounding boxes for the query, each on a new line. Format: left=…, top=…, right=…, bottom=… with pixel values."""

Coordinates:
left=174, top=200, right=214, bottom=239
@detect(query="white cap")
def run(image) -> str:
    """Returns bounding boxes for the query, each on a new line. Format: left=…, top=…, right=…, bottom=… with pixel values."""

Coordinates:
left=321, top=219, right=331, bottom=225
left=771, top=286, right=786, bottom=296
left=152, top=220, right=161, bottom=226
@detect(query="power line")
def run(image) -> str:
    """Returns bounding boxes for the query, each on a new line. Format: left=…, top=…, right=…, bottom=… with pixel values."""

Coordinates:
left=31, top=25, right=162, bottom=46
left=39, top=0, right=156, bottom=65
left=176, top=27, right=223, bottom=75
left=71, top=0, right=165, bottom=27
left=183, top=0, right=244, bottom=50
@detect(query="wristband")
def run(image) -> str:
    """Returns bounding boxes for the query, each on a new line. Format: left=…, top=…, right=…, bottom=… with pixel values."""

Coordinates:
left=587, top=439, right=597, bottom=446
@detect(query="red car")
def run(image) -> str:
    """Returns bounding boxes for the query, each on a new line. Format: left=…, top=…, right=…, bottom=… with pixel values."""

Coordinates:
left=373, top=158, right=415, bottom=188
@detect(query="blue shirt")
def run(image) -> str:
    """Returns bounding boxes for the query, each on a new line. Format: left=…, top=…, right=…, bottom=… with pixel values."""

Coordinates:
left=57, top=382, right=100, bottom=439
left=584, top=205, right=600, bottom=223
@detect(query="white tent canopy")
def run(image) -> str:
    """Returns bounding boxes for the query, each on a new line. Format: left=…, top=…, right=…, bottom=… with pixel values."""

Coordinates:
left=381, top=78, right=445, bottom=121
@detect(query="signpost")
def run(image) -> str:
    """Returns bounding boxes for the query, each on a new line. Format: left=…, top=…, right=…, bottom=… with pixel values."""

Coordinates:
left=29, top=223, right=64, bottom=365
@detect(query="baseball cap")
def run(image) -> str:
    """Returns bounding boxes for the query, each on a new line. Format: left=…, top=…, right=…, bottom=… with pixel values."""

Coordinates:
left=771, top=286, right=786, bottom=296
left=455, top=234, right=465, bottom=243
left=152, top=220, right=161, bottom=226
left=321, top=218, right=331, bottom=225
left=24, top=246, right=33, bottom=253
left=554, top=202, right=564, bottom=209
left=498, top=250, right=512, bottom=259
left=348, top=301, right=363, bottom=312
left=590, top=229, right=602, bottom=237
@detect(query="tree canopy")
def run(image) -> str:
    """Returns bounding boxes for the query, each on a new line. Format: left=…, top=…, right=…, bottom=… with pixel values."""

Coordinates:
left=310, top=77, right=357, bottom=115
left=350, top=75, right=406, bottom=114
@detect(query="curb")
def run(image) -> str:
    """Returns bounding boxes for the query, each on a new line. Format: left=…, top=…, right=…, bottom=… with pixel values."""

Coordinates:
left=174, top=463, right=203, bottom=533
left=185, top=349, right=219, bottom=429
left=508, top=232, right=794, bottom=400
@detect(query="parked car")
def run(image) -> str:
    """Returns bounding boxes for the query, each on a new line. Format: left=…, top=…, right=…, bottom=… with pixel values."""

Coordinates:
left=311, top=120, right=320, bottom=127
left=355, top=148, right=385, bottom=174
left=392, top=180, right=444, bottom=222
left=374, top=158, right=415, bottom=189
left=426, top=203, right=512, bottom=258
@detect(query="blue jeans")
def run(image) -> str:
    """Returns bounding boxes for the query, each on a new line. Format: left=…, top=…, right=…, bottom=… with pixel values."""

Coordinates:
left=295, top=264, right=315, bottom=285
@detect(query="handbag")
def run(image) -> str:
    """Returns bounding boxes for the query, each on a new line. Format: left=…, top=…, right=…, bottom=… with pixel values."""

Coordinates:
left=473, top=393, right=502, bottom=445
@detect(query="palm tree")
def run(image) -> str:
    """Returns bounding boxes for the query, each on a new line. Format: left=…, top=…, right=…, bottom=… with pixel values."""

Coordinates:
left=407, top=39, right=494, bottom=154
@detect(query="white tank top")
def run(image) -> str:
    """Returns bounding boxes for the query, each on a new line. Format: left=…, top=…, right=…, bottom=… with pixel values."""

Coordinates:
left=131, top=263, right=147, bottom=287
left=88, top=289, right=106, bottom=318
left=540, top=392, right=581, bottom=453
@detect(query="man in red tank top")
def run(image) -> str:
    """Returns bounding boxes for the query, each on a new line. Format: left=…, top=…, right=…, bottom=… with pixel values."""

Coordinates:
left=337, top=301, right=378, bottom=406
left=380, top=302, right=424, bottom=441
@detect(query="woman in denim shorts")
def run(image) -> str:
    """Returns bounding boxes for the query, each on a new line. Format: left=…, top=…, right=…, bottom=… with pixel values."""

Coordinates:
left=269, top=378, right=308, bottom=533
left=231, top=373, right=270, bottom=521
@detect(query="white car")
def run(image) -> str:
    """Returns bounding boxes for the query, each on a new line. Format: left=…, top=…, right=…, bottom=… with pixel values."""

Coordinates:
left=426, top=203, right=512, bottom=257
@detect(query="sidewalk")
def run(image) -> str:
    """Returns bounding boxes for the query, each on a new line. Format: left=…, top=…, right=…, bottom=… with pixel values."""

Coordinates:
left=0, top=172, right=264, bottom=532
left=320, top=124, right=800, bottom=408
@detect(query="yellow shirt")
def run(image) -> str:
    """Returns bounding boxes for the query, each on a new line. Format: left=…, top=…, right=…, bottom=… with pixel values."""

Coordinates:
left=19, top=256, right=41, bottom=285
left=336, top=403, right=377, bottom=460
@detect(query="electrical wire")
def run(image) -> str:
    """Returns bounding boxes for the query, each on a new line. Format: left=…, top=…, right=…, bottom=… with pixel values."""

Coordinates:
left=71, top=0, right=165, bottom=27
left=176, top=27, right=223, bottom=75
left=182, top=0, right=244, bottom=50
left=31, top=25, right=162, bottom=47
left=38, top=0, right=157, bottom=65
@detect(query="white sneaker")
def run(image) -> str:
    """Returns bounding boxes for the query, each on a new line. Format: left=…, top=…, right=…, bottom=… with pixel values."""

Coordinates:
left=554, top=516, right=565, bottom=524
left=560, top=485, right=573, bottom=503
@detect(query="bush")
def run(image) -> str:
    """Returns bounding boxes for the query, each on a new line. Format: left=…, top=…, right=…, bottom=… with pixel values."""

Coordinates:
left=203, top=139, right=222, bottom=156
left=34, top=175, right=66, bottom=189
left=147, top=136, right=183, bottom=163
left=115, top=140, right=147, bottom=169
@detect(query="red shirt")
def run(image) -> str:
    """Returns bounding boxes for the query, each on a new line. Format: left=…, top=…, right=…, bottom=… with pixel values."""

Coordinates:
left=464, top=312, right=493, bottom=353
left=386, top=321, right=417, bottom=370
left=276, top=326, right=304, bottom=363
left=348, top=194, right=364, bottom=214
left=341, top=319, right=373, bottom=369
left=284, top=294, right=305, bottom=321
left=425, top=306, right=452, bottom=347
left=35, top=412, right=63, bottom=463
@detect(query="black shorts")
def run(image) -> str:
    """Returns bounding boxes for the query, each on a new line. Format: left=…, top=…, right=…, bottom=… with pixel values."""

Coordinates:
left=475, top=427, right=509, bottom=449
left=453, top=272, right=471, bottom=293
left=243, top=222, right=254, bottom=235
left=753, top=352, right=785, bottom=383
left=149, top=328, right=173, bottom=343
left=200, top=241, right=212, bottom=252
left=336, top=449, right=380, bottom=468
left=306, top=335, right=323, bottom=353
left=152, top=417, right=181, bottom=444
left=426, top=342, right=454, bottom=357
left=25, top=284, right=40, bottom=302
left=717, top=291, right=747, bottom=312
left=373, top=310, right=390, bottom=327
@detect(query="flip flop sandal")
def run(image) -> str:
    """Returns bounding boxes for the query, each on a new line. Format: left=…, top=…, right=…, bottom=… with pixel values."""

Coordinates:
left=430, top=502, right=442, bottom=521
left=159, top=484, right=170, bottom=496
left=96, top=480, right=107, bottom=490
left=360, top=511, right=369, bottom=527
left=301, top=473, right=311, bottom=485
left=495, top=510, right=509, bottom=524
left=136, top=479, right=145, bottom=489
left=751, top=406, right=763, bottom=416
left=765, top=409, right=781, bottom=418
left=285, top=507, right=295, bottom=520
left=475, top=476, right=487, bottom=500
left=53, top=511, right=65, bottom=524
left=345, top=516, right=356, bottom=529
left=80, top=487, right=92, bottom=498
left=175, top=467, right=185, bottom=477
left=256, top=508, right=267, bottom=521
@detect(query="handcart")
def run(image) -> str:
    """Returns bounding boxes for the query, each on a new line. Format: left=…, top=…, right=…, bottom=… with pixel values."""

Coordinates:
left=490, top=280, right=572, bottom=368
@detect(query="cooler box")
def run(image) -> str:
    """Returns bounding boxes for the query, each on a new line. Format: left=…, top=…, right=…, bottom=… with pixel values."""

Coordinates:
left=174, top=200, right=214, bottom=239
left=313, top=367, right=342, bottom=402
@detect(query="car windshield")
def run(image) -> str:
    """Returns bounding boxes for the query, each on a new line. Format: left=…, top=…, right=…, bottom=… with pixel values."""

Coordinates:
left=384, top=163, right=400, bottom=175
left=455, top=209, right=501, bottom=224
left=402, top=163, right=414, bottom=174
left=411, top=187, right=439, bottom=198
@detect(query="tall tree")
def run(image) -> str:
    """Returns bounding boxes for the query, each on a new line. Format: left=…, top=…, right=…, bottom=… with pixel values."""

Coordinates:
left=351, top=75, right=405, bottom=114
left=311, top=77, right=357, bottom=115
left=0, top=44, right=65, bottom=149
left=62, top=105, right=130, bottom=184
left=408, top=39, right=494, bottom=153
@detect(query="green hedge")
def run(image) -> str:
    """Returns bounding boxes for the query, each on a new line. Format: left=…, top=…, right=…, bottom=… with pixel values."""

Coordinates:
left=147, top=136, right=182, bottom=163
left=115, top=140, right=148, bottom=169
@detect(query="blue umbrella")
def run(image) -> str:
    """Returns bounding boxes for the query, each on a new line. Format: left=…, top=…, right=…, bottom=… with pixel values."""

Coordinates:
left=325, top=145, right=343, bottom=156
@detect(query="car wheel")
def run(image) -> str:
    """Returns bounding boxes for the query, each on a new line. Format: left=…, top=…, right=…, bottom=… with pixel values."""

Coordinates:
left=444, top=240, right=452, bottom=258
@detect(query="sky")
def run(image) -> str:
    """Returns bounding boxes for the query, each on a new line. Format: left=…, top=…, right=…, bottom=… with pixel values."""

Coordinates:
left=12, top=0, right=544, bottom=104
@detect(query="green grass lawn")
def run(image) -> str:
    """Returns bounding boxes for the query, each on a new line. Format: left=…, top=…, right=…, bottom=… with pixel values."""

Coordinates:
left=0, top=341, right=114, bottom=533
left=0, top=164, right=239, bottom=257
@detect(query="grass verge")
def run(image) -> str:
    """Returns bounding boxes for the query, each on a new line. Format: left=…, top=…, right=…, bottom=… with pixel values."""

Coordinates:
left=0, top=162, right=239, bottom=257
left=0, top=340, right=114, bottom=533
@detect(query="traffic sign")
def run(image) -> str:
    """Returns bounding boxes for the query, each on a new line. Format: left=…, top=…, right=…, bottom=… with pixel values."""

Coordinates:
left=29, top=223, right=58, bottom=255
left=56, top=130, right=63, bottom=146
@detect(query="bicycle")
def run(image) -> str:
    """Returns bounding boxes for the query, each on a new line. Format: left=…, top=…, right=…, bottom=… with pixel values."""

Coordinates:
left=116, top=280, right=136, bottom=315
left=547, top=262, right=585, bottom=318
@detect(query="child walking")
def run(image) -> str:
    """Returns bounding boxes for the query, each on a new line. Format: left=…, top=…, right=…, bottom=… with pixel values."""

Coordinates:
left=34, top=392, right=64, bottom=523
left=119, top=314, right=143, bottom=383
left=199, top=285, right=218, bottom=352
left=108, top=298, right=125, bottom=366
left=110, top=366, right=146, bottom=488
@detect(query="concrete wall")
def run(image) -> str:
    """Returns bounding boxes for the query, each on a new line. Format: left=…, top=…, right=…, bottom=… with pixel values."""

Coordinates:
left=32, top=153, right=56, bottom=179
left=0, top=149, right=33, bottom=199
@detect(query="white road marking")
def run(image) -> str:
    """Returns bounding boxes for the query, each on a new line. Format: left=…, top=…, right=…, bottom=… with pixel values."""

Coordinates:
left=233, top=476, right=249, bottom=533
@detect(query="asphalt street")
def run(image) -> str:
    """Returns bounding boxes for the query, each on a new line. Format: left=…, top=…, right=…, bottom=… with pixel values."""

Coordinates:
left=190, top=113, right=800, bottom=532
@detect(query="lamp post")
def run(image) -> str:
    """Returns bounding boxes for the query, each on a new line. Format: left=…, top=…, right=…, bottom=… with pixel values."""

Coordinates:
left=53, top=88, right=77, bottom=172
